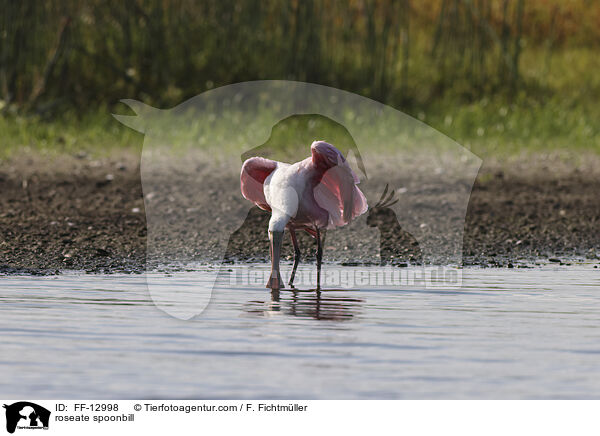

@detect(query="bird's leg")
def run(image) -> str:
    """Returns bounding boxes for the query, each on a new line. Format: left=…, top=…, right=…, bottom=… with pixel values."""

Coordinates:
left=266, top=230, right=284, bottom=290
left=288, top=228, right=301, bottom=288
left=315, top=228, right=326, bottom=291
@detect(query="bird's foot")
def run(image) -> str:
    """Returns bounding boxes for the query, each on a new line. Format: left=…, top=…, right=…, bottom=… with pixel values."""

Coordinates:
left=266, top=272, right=284, bottom=290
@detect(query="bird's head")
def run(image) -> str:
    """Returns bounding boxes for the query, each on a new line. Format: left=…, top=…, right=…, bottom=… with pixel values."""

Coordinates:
left=367, top=184, right=399, bottom=228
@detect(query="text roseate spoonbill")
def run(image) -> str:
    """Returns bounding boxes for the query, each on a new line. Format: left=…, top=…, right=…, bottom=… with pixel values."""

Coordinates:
left=241, top=140, right=368, bottom=290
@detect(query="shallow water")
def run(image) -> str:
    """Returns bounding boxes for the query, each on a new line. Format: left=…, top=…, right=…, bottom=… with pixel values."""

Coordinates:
left=1, top=265, right=599, bottom=399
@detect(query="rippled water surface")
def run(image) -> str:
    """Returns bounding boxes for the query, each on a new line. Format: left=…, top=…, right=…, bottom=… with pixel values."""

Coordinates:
left=1, top=266, right=599, bottom=399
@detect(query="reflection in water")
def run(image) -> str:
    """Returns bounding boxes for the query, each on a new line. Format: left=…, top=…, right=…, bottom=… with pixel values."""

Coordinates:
left=245, top=290, right=363, bottom=321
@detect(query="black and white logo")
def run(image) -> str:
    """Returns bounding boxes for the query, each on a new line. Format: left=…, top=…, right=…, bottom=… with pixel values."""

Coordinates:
left=3, top=402, right=50, bottom=434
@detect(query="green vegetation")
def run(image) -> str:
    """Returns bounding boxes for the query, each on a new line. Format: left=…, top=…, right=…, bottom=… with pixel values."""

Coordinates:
left=0, top=110, right=142, bottom=159
left=0, top=1, right=598, bottom=159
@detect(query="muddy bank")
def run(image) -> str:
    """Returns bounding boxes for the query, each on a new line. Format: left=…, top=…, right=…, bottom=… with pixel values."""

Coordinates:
left=0, top=153, right=598, bottom=274
left=0, top=154, right=146, bottom=274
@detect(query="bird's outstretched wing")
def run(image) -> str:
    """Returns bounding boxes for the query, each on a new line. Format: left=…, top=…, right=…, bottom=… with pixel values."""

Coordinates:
left=240, top=157, right=278, bottom=211
left=311, top=141, right=368, bottom=227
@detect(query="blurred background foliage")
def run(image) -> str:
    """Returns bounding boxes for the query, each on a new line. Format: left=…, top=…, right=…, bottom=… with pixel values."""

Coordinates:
left=0, top=0, right=598, bottom=155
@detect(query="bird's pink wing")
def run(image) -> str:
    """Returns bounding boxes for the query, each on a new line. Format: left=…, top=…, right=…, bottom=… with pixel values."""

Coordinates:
left=240, top=157, right=277, bottom=211
left=312, top=141, right=368, bottom=227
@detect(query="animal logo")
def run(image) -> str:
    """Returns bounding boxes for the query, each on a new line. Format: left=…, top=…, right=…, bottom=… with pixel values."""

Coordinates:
left=114, top=80, right=480, bottom=318
left=3, top=402, right=50, bottom=434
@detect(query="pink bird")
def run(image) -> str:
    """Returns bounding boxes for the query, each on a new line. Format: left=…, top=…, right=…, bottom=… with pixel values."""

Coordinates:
left=241, top=140, right=368, bottom=290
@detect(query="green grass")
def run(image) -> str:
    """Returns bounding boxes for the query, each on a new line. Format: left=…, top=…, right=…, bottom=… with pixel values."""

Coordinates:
left=0, top=109, right=143, bottom=160
left=417, top=46, right=600, bottom=159
left=1, top=98, right=597, bottom=164
left=1, top=46, right=599, bottom=162
left=422, top=97, right=600, bottom=158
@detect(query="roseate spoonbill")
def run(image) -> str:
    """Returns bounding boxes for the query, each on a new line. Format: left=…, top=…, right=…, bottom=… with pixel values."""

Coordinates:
left=241, top=140, right=368, bottom=290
